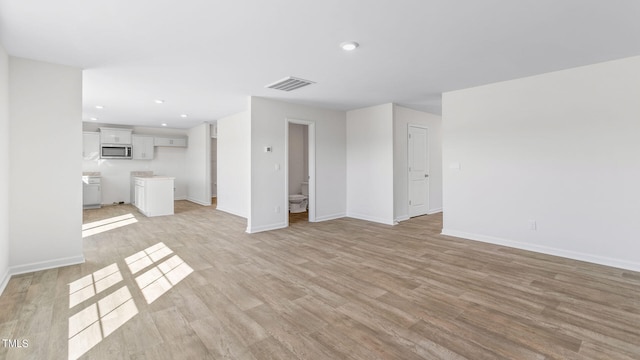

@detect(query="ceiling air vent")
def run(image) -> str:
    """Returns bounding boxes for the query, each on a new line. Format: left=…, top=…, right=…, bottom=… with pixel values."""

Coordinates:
left=265, top=76, right=315, bottom=91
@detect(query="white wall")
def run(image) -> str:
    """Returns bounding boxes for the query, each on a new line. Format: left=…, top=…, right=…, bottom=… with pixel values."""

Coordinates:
left=393, top=105, right=443, bottom=221
left=82, top=124, right=188, bottom=204
left=442, top=55, right=640, bottom=271
left=249, top=97, right=346, bottom=233
left=217, top=110, right=251, bottom=218
left=0, top=45, right=10, bottom=293
left=211, top=137, right=217, bottom=197
left=346, top=104, right=395, bottom=225
left=9, top=57, right=84, bottom=273
left=288, top=123, right=307, bottom=195
left=186, top=123, right=211, bottom=205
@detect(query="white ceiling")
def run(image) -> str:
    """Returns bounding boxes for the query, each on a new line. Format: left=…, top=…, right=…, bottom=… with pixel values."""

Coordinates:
left=1, top=0, right=640, bottom=129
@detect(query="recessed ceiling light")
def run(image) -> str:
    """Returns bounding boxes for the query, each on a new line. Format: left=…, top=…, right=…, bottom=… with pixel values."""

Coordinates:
left=90, top=117, right=98, bottom=121
left=95, top=105, right=104, bottom=109
left=161, top=123, right=167, bottom=127
left=180, top=114, right=188, bottom=118
left=340, top=41, right=359, bottom=51
left=155, top=99, right=165, bottom=104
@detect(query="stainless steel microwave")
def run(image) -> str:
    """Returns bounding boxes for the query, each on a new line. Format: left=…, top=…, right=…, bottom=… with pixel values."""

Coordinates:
left=101, top=145, right=132, bottom=159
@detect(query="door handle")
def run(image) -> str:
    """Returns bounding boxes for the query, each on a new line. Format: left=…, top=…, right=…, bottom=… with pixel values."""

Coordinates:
left=425, top=174, right=429, bottom=178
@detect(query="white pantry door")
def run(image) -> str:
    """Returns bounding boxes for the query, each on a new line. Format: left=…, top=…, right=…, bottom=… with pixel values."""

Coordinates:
left=408, top=125, right=429, bottom=217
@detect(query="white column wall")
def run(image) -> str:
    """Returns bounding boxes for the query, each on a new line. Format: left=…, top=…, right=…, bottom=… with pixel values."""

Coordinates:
left=346, top=104, right=395, bottom=225
left=442, top=55, right=640, bottom=271
left=0, top=45, right=10, bottom=293
left=217, top=110, right=251, bottom=218
left=9, top=57, right=84, bottom=273
left=249, top=97, right=346, bottom=233
left=186, top=123, right=211, bottom=205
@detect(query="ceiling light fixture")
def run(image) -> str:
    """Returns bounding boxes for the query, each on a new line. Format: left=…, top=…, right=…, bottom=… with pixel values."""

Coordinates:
left=161, top=123, right=167, bottom=127
left=154, top=99, right=165, bottom=104
left=180, top=114, right=188, bottom=118
left=340, top=41, right=359, bottom=51
left=90, top=117, right=98, bottom=121
left=95, top=105, right=104, bottom=109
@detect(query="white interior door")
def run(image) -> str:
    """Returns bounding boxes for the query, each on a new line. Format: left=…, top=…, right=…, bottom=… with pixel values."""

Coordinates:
left=408, top=125, right=429, bottom=217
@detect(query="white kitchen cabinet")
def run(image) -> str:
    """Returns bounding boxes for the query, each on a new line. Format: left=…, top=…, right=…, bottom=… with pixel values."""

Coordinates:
left=132, top=135, right=154, bottom=160
left=83, top=132, right=100, bottom=160
left=82, top=176, right=101, bottom=209
left=100, top=127, right=132, bottom=145
left=154, top=136, right=187, bottom=147
left=134, top=176, right=175, bottom=217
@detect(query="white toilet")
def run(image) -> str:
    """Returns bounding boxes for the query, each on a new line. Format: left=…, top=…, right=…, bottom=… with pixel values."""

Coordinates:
left=289, top=182, right=309, bottom=213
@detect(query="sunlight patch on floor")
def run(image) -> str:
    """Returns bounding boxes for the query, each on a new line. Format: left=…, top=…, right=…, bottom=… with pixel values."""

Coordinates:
left=67, top=242, right=192, bottom=360
left=82, top=213, right=138, bottom=238
left=68, top=286, right=137, bottom=360
left=135, top=254, right=194, bottom=304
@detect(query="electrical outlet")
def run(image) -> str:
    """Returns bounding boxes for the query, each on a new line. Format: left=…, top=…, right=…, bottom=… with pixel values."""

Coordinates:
left=275, top=206, right=280, bottom=213
left=529, top=220, right=537, bottom=231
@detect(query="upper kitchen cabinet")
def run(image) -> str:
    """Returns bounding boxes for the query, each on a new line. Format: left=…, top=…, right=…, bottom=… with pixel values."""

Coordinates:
left=83, top=132, right=100, bottom=160
left=132, top=135, right=154, bottom=160
left=100, top=127, right=132, bottom=145
left=154, top=136, right=187, bottom=147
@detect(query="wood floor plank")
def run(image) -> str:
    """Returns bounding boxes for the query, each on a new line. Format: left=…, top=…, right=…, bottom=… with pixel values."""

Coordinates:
left=189, top=315, right=249, bottom=359
left=0, top=201, right=638, bottom=359
left=245, top=303, right=340, bottom=359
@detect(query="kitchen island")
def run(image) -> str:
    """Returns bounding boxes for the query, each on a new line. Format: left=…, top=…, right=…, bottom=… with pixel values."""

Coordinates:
left=133, top=176, right=175, bottom=217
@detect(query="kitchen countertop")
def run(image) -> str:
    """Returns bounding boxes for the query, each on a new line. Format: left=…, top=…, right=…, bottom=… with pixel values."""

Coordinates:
left=134, top=176, right=175, bottom=180
left=131, top=171, right=153, bottom=177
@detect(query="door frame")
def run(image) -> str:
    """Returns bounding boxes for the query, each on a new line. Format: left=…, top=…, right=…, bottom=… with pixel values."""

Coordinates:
left=408, top=124, right=429, bottom=217
left=284, top=118, right=316, bottom=225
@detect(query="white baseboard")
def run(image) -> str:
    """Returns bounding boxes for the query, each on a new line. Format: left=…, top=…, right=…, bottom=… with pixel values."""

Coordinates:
left=346, top=212, right=395, bottom=226
left=215, top=206, right=247, bottom=219
left=174, top=195, right=188, bottom=201
left=0, top=255, right=86, bottom=296
left=9, top=255, right=86, bottom=277
left=246, top=222, right=287, bottom=234
left=314, top=212, right=346, bottom=222
left=428, top=208, right=443, bottom=215
left=0, top=267, right=10, bottom=296
left=441, top=229, right=640, bottom=272
left=187, top=197, right=211, bottom=206
left=395, top=215, right=410, bottom=223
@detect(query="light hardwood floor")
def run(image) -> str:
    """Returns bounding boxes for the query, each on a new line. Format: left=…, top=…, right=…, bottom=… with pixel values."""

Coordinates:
left=1, top=201, right=639, bottom=359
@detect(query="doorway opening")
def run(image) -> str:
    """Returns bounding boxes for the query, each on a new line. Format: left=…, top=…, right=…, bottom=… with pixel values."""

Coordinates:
left=285, top=119, right=315, bottom=226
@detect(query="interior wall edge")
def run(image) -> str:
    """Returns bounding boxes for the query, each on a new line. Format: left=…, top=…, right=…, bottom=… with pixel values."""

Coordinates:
left=441, top=229, right=640, bottom=272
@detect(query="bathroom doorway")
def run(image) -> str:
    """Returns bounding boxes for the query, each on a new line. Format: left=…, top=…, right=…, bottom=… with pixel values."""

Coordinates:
left=285, top=118, right=315, bottom=226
